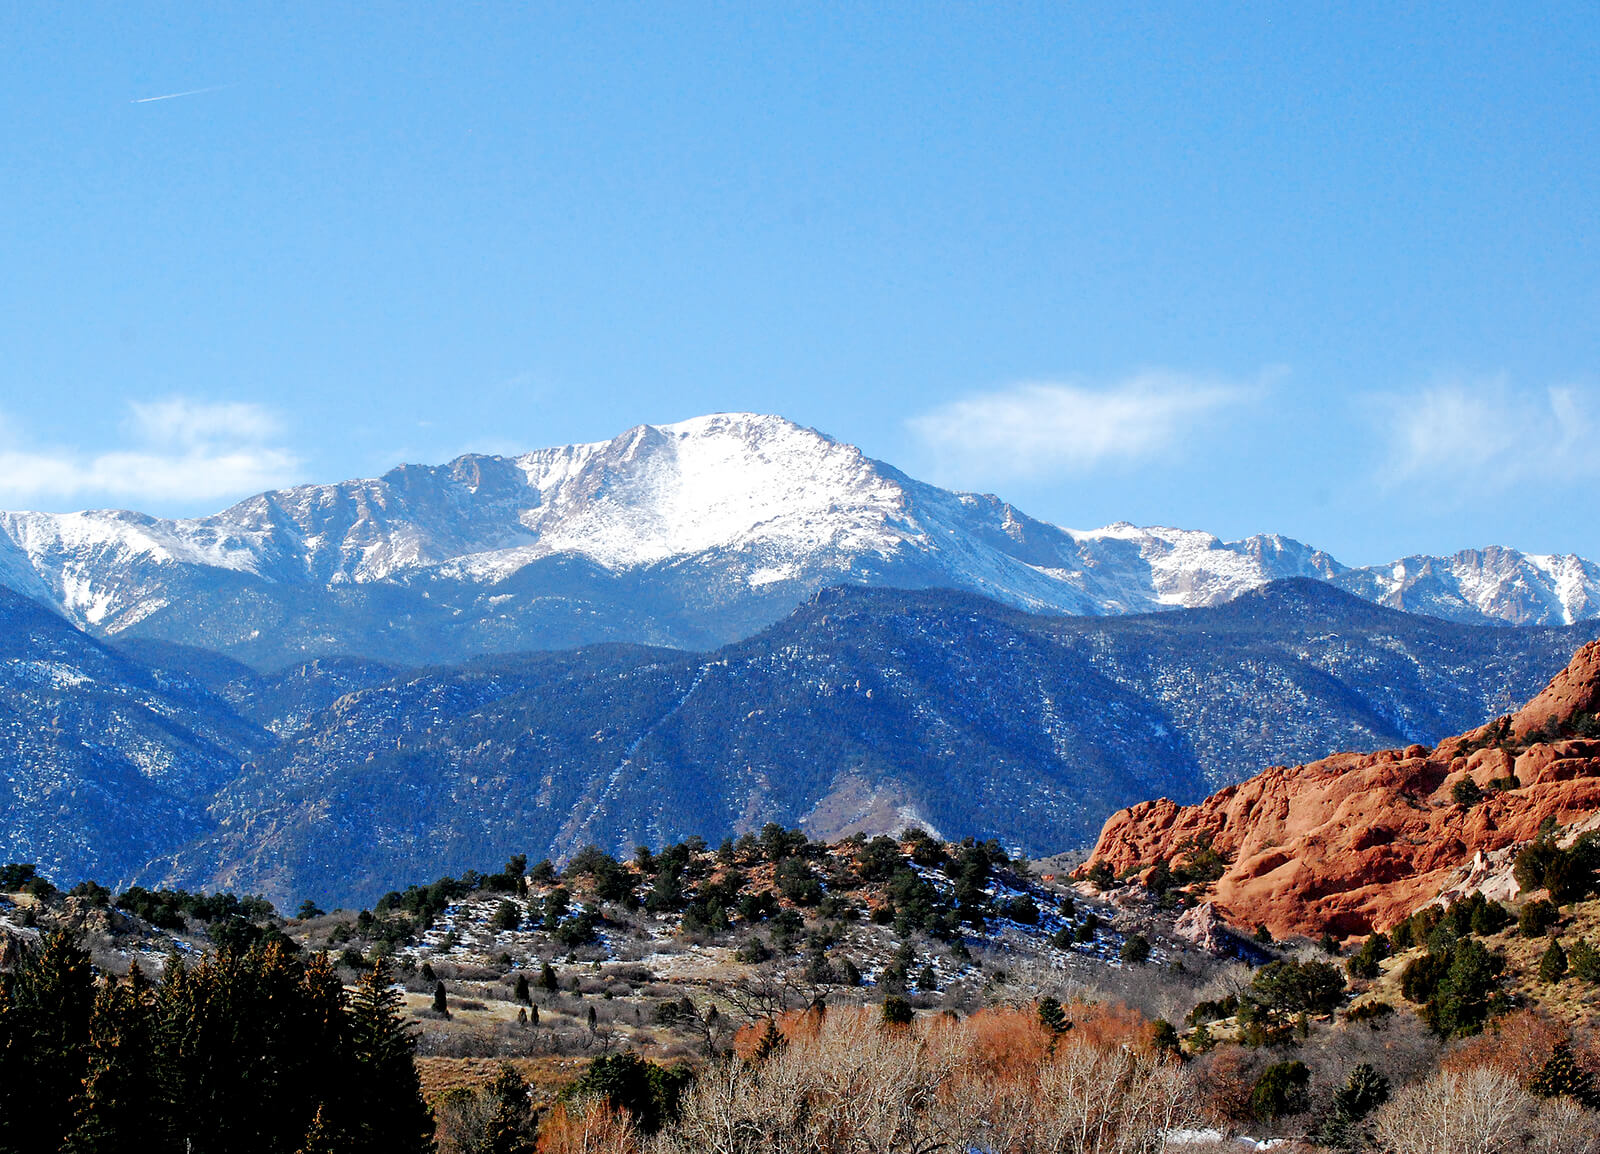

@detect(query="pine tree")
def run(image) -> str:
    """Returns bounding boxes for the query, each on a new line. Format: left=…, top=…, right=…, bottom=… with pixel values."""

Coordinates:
left=432, top=980, right=449, bottom=1016
left=485, top=1064, right=538, bottom=1154
left=0, top=929, right=96, bottom=1154
left=754, top=1018, right=786, bottom=1062
left=1540, top=938, right=1569, bottom=983
left=348, top=960, right=435, bottom=1154
left=514, top=972, right=531, bottom=1004
left=539, top=961, right=558, bottom=993
left=65, top=964, right=169, bottom=1153
left=1036, top=996, right=1067, bottom=1034
left=1530, top=1042, right=1600, bottom=1108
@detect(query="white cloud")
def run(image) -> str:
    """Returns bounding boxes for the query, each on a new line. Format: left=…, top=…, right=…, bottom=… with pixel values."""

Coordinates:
left=1380, top=380, right=1599, bottom=491
left=907, top=372, right=1250, bottom=481
left=0, top=398, right=302, bottom=507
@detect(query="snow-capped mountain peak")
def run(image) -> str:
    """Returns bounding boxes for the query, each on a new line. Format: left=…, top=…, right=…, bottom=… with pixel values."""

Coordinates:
left=0, top=412, right=1593, bottom=666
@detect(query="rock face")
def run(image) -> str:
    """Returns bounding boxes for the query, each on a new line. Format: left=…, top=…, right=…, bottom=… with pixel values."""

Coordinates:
left=1082, top=641, right=1600, bottom=939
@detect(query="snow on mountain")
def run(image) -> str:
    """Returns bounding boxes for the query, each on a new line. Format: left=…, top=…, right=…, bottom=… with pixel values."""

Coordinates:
left=0, top=413, right=1588, bottom=664
left=1331, top=547, right=1600, bottom=627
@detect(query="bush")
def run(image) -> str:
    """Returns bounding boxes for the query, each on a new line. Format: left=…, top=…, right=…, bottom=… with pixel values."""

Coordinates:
left=1569, top=938, right=1600, bottom=982
left=1539, top=939, right=1568, bottom=984
left=1119, top=934, right=1151, bottom=964
left=881, top=996, right=914, bottom=1026
left=1347, top=933, right=1389, bottom=980
left=1520, top=899, right=1560, bottom=938
left=1452, top=777, right=1485, bottom=807
left=1250, top=1060, right=1310, bottom=1121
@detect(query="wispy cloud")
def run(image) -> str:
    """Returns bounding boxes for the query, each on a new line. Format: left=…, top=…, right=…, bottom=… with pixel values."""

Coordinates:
left=0, top=398, right=302, bottom=508
left=1378, top=379, right=1599, bottom=493
left=907, top=372, right=1252, bottom=483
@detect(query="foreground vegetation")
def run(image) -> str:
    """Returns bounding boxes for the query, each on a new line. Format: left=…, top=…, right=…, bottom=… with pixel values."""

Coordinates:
left=8, top=820, right=1600, bottom=1152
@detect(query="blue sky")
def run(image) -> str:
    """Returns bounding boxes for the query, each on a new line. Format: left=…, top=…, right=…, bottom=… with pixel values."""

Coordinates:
left=2, top=4, right=1596, bottom=565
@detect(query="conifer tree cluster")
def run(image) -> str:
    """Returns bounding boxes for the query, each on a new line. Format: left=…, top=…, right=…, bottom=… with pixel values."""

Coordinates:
left=0, top=930, right=433, bottom=1154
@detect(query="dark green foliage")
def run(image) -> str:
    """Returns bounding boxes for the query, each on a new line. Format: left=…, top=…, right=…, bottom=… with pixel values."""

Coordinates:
left=1319, top=932, right=1340, bottom=955
left=881, top=996, right=914, bottom=1026
left=1520, top=899, right=1560, bottom=938
left=433, top=981, right=449, bottom=1015
left=514, top=972, right=531, bottom=1004
left=0, top=930, right=95, bottom=1154
left=776, top=858, right=823, bottom=906
left=539, top=961, right=559, bottom=993
left=1171, top=834, right=1229, bottom=886
left=1539, top=938, right=1568, bottom=983
left=1248, top=958, right=1345, bottom=1017
left=490, top=900, right=523, bottom=932
left=1402, top=938, right=1504, bottom=1037
left=1185, top=994, right=1238, bottom=1026
left=1514, top=834, right=1600, bottom=904
left=1451, top=777, right=1484, bottom=807
left=1312, top=1063, right=1390, bottom=1150
left=1150, top=1019, right=1180, bottom=1056
left=1346, top=933, right=1389, bottom=980
left=857, top=836, right=906, bottom=882
left=0, top=862, right=42, bottom=892
left=484, top=1065, right=539, bottom=1154
left=1250, top=1060, right=1311, bottom=1121
left=1254, top=923, right=1273, bottom=944
left=1119, top=933, right=1151, bottom=964
left=1569, top=938, right=1600, bottom=982
left=916, top=964, right=939, bottom=992
left=1000, top=895, right=1039, bottom=924
left=0, top=936, right=433, bottom=1154
left=69, top=880, right=111, bottom=907
left=1037, top=996, right=1067, bottom=1034
left=1530, top=1043, right=1600, bottom=1108
left=753, top=1019, right=786, bottom=1062
left=1085, top=862, right=1114, bottom=890
left=561, top=1051, right=690, bottom=1134
left=735, top=936, right=773, bottom=964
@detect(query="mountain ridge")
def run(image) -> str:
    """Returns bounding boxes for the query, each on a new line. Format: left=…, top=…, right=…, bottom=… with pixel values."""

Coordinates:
left=1, top=413, right=1593, bottom=668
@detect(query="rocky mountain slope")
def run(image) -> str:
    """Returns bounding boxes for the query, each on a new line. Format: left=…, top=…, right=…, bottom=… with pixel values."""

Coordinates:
left=1083, top=639, right=1600, bottom=940
left=0, top=587, right=272, bottom=884
left=139, top=581, right=1600, bottom=908
left=1, top=413, right=1592, bottom=667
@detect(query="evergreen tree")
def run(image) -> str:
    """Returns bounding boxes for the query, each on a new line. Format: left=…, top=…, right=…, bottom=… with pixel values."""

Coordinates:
left=485, top=1064, right=538, bottom=1154
left=1250, top=1060, right=1310, bottom=1122
left=66, top=964, right=168, bottom=1154
left=1530, top=1042, right=1600, bottom=1108
left=1312, top=1063, right=1390, bottom=1150
left=514, top=972, right=531, bottom=1004
left=754, top=1018, right=786, bottom=1062
left=539, top=961, right=559, bottom=993
left=348, top=960, right=434, bottom=1154
left=433, top=980, right=449, bottom=1015
left=0, top=929, right=96, bottom=1154
left=1540, top=938, right=1569, bottom=983
left=1036, top=996, right=1067, bottom=1034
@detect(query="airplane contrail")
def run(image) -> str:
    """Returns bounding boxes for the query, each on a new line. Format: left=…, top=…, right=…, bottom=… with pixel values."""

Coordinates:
left=131, top=84, right=232, bottom=105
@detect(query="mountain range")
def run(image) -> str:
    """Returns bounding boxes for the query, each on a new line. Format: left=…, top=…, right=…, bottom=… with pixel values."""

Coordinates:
left=4, top=573, right=1597, bottom=908
left=1, top=413, right=1597, bottom=668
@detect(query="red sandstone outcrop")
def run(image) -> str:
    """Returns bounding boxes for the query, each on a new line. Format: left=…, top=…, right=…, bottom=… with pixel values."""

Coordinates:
left=1081, top=640, right=1600, bottom=940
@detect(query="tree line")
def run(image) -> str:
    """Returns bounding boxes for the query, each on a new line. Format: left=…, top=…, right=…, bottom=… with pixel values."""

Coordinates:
left=0, top=930, right=433, bottom=1154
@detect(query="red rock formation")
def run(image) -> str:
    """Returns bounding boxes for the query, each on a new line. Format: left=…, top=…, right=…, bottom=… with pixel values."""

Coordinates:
left=1081, top=641, right=1600, bottom=940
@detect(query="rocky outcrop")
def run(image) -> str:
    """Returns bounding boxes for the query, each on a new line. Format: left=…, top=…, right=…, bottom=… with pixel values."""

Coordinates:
left=1082, top=641, right=1600, bottom=940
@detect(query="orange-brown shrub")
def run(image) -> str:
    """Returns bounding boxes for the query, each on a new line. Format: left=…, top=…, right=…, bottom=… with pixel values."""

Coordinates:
left=1442, top=1009, right=1568, bottom=1079
left=535, top=1099, right=639, bottom=1154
